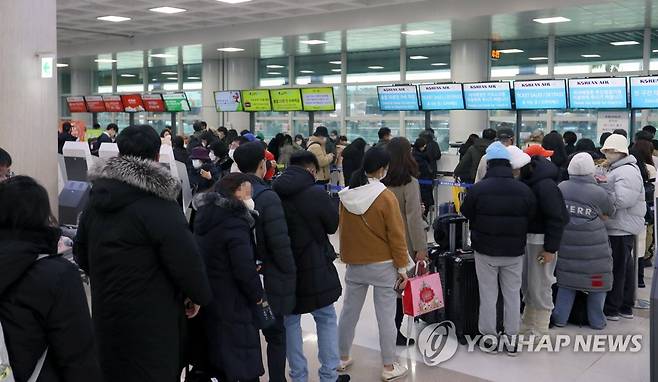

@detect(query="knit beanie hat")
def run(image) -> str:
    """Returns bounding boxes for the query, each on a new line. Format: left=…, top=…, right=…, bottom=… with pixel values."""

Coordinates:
left=568, top=152, right=596, bottom=176
left=486, top=142, right=511, bottom=161
left=507, top=145, right=531, bottom=169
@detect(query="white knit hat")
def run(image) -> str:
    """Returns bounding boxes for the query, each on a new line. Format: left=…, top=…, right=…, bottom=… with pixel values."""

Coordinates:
left=507, top=145, right=531, bottom=170
left=568, top=152, right=596, bottom=176
left=601, top=134, right=629, bottom=155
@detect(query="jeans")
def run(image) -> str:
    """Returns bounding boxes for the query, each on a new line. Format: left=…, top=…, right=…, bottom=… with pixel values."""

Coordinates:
left=338, top=263, right=398, bottom=365
left=604, top=235, right=635, bottom=316
left=263, top=314, right=287, bottom=382
left=552, top=287, right=607, bottom=330
left=284, top=305, right=339, bottom=382
left=474, top=253, right=523, bottom=336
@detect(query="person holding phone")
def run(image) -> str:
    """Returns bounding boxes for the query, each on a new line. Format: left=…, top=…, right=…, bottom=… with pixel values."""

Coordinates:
left=189, top=146, right=220, bottom=194
left=337, top=147, right=410, bottom=382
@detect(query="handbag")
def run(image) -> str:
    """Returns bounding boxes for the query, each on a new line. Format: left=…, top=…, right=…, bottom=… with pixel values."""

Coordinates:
left=253, top=297, right=276, bottom=329
left=402, top=261, right=444, bottom=317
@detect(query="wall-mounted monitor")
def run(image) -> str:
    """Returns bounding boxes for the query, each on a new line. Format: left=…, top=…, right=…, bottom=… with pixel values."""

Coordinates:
left=163, top=92, right=191, bottom=112
left=120, top=94, right=145, bottom=113
left=66, top=96, right=87, bottom=113
left=568, top=77, right=627, bottom=109
left=84, top=96, right=106, bottom=113
left=142, top=94, right=166, bottom=112
left=514, top=79, right=567, bottom=110
left=419, top=84, right=464, bottom=110
left=241, top=90, right=272, bottom=112
left=630, top=76, right=658, bottom=109
left=377, top=85, right=420, bottom=111
left=463, top=82, right=513, bottom=110
left=270, top=89, right=304, bottom=112
left=102, top=95, right=124, bottom=112
left=214, top=90, right=243, bottom=112
left=301, top=87, right=336, bottom=112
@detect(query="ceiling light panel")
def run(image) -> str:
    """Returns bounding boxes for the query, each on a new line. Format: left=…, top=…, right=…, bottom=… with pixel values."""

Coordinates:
left=149, top=7, right=186, bottom=14
left=533, top=16, right=571, bottom=24
left=96, top=16, right=131, bottom=22
left=581, top=54, right=601, bottom=58
left=368, top=66, right=384, bottom=69
left=216, top=0, right=252, bottom=3
left=266, top=65, right=285, bottom=68
left=401, top=30, right=434, bottom=36
left=498, top=49, right=524, bottom=54
left=528, top=57, right=548, bottom=61
left=410, top=55, right=429, bottom=60
left=610, top=41, right=639, bottom=46
left=300, top=40, right=328, bottom=45
left=217, top=47, right=244, bottom=52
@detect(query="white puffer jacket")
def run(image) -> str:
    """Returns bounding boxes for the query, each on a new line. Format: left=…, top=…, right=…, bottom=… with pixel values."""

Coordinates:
left=602, top=155, right=646, bottom=236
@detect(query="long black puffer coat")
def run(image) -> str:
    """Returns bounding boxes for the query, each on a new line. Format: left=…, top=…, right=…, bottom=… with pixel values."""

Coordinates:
left=0, top=229, right=101, bottom=382
left=193, top=193, right=265, bottom=381
left=272, top=165, right=341, bottom=314
left=74, top=155, right=212, bottom=382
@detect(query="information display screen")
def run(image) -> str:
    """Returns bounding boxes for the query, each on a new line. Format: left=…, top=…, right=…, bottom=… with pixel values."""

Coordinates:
left=301, top=87, right=336, bottom=111
left=271, top=89, right=304, bottom=112
left=84, top=96, right=106, bottom=113
left=463, top=82, right=513, bottom=110
left=419, top=84, right=464, bottom=110
left=214, top=90, right=243, bottom=112
left=377, top=85, right=420, bottom=111
left=163, top=93, right=191, bottom=112
left=568, top=77, right=627, bottom=109
left=514, top=80, right=567, bottom=110
left=102, top=95, right=124, bottom=112
left=66, top=96, right=87, bottom=113
left=242, top=90, right=272, bottom=112
left=630, top=76, right=658, bottom=109
left=142, top=94, right=166, bottom=112
left=120, top=94, right=145, bottom=112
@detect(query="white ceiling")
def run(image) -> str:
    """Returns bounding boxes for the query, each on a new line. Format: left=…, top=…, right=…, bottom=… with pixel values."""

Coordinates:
left=56, top=0, right=425, bottom=45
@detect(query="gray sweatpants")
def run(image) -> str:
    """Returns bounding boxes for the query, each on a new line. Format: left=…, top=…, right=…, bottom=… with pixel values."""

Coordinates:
left=338, top=262, right=398, bottom=365
left=522, top=243, right=557, bottom=311
left=474, top=253, right=523, bottom=336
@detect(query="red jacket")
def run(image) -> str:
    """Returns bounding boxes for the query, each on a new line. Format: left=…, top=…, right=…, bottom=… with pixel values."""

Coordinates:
left=265, top=150, right=276, bottom=181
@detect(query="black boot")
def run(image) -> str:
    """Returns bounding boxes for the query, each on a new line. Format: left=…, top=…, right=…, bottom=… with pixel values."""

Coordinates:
left=337, top=375, right=351, bottom=382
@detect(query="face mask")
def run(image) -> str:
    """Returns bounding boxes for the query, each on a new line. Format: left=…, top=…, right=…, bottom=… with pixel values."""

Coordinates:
left=296, top=140, right=302, bottom=146
left=243, top=198, right=255, bottom=210
left=605, top=152, right=624, bottom=163
left=229, top=149, right=235, bottom=160
left=192, top=160, right=203, bottom=169
left=209, top=152, right=217, bottom=161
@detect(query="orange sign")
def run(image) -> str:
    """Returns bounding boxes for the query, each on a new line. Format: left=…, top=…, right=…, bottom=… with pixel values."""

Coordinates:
left=491, top=49, right=501, bottom=60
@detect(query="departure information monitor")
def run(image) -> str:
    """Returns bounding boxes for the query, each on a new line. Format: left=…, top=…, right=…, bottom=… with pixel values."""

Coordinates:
left=463, top=82, right=512, bottom=110
left=568, top=77, right=627, bottom=109
left=242, top=90, right=272, bottom=112
left=630, top=76, right=658, bottom=109
left=163, top=92, right=191, bottom=112
left=377, top=85, right=420, bottom=111
left=84, top=96, right=106, bottom=113
left=142, top=94, right=166, bottom=112
left=301, top=87, right=336, bottom=111
left=514, top=80, right=568, bottom=110
left=419, top=84, right=464, bottom=110
left=66, top=96, right=87, bottom=113
left=214, top=90, right=243, bottom=112
left=270, top=89, right=304, bottom=112
left=120, top=94, right=145, bottom=113
left=102, top=95, right=124, bottom=112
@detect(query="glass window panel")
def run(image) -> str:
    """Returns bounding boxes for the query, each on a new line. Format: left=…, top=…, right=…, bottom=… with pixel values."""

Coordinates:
left=346, top=120, right=400, bottom=145
left=346, top=49, right=400, bottom=83
left=149, top=47, right=179, bottom=91
left=556, top=31, right=644, bottom=74
left=406, top=45, right=451, bottom=81
left=183, top=45, right=202, bottom=65
left=259, top=57, right=289, bottom=87
left=491, top=38, right=548, bottom=78
left=346, top=85, right=399, bottom=118
left=295, top=54, right=342, bottom=85
left=117, top=51, right=144, bottom=93
left=255, top=119, right=291, bottom=141
left=405, top=112, right=450, bottom=151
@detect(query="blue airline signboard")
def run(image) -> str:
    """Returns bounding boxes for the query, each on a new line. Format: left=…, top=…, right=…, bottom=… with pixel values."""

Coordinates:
left=568, top=78, right=627, bottom=109
left=514, top=80, right=567, bottom=110
left=377, top=85, right=420, bottom=111
left=463, top=82, right=512, bottom=110
left=630, top=76, right=658, bottom=109
left=419, top=84, right=464, bottom=110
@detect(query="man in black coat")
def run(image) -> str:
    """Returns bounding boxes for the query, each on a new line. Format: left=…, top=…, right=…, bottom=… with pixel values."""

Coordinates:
left=272, top=151, right=348, bottom=382
left=74, top=125, right=212, bottom=382
left=58, top=122, right=77, bottom=154
left=91, top=123, right=118, bottom=156
left=234, top=142, right=297, bottom=382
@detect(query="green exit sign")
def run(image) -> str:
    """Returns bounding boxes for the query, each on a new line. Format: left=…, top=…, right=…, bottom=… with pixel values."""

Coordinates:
left=41, top=56, right=54, bottom=78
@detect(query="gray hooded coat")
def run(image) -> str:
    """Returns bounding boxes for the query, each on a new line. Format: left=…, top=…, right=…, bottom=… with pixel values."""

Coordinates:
left=557, top=175, right=614, bottom=292
left=602, top=155, right=646, bottom=236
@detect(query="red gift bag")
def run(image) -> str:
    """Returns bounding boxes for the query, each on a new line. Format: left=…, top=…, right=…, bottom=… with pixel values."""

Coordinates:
left=402, top=261, right=444, bottom=317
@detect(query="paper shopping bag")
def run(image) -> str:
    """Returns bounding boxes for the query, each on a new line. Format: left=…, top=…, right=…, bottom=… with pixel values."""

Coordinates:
left=402, top=265, right=444, bottom=317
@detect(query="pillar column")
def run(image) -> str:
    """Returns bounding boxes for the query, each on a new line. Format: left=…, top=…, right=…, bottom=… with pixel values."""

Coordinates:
left=202, top=58, right=221, bottom=128
left=450, top=39, right=491, bottom=143
left=0, top=0, right=58, bottom=208
left=225, top=58, right=255, bottom=131
left=70, top=56, right=92, bottom=126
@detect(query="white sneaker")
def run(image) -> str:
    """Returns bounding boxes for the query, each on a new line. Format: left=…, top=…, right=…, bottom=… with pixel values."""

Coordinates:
left=620, top=312, right=634, bottom=319
left=338, top=358, right=353, bottom=372
left=381, top=362, right=408, bottom=381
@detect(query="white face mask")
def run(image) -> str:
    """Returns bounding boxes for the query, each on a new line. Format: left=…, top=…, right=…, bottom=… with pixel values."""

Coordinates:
left=209, top=152, right=217, bottom=161
left=229, top=149, right=235, bottom=160
left=605, top=152, right=624, bottom=163
left=192, top=160, right=203, bottom=169
left=379, top=169, right=387, bottom=180
left=243, top=198, right=255, bottom=210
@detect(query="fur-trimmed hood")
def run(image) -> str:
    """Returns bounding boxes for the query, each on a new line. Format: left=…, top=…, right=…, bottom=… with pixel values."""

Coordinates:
left=192, top=192, right=258, bottom=234
left=90, top=155, right=180, bottom=202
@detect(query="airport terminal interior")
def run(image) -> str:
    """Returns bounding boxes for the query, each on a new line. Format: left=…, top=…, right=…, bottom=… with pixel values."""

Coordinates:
left=3, top=0, right=658, bottom=381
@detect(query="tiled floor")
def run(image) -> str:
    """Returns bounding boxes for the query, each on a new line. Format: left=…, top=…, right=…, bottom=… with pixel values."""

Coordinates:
left=271, top=234, right=652, bottom=382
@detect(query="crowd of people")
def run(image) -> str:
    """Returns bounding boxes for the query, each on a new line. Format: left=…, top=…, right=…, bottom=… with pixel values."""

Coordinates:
left=0, top=120, right=654, bottom=382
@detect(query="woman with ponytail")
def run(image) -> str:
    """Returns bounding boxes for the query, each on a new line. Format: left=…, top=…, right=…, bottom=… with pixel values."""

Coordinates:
left=337, top=147, right=410, bottom=381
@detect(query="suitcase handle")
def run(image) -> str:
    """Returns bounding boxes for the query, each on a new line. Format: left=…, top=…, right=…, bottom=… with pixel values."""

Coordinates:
left=448, top=217, right=469, bottom=253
